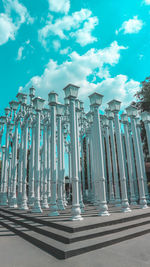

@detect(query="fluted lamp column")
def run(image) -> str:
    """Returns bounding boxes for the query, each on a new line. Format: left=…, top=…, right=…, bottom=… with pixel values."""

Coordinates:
left=32, top=97, right=45, bottom=213
left=108, top=100, right=131, bottom=213
left=48, top=91, right=59, bottom=216
left=63, top=84, right=83, bottom=221
left=9, top=100, right=19, bottom=208
left=121, top=113, right=137, bottom=205
left=89, top=92, right=110, bottom=216
left=126, top=105, right=147, bottom=209
left=57, top=103, right=65, bottom=210
left=103, top=115, right=115, bottom=204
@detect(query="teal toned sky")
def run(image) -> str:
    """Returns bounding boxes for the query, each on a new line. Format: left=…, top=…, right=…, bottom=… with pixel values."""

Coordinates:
left=0, top=0, right=150, bottom=112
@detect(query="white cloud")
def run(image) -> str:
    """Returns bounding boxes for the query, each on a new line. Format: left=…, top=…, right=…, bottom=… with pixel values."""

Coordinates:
left=70, top=16, right=98, bottom=46
left=0, top=13, right=16, bottom=45
left=48, top=0, right=70, bottom=14
left=0, top=0, right=34, bottom=46
left=116, top=16, right=143, bottom=35
left=23, top=41, right=136, bottom=109
left=16, top=46, right=24, bottom=60
left=38, top=8, right=98, bottom=47
left=3, top=0, right=34, bottom=25
left=144, top=0, right=150, bottom=5
left=53, top=40, right=61, bottom=51
left=60, top=47, right=71, bottom=54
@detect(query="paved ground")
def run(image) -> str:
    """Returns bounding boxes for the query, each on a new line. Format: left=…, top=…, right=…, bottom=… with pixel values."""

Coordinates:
left=0, top=224, right=150, bottom=267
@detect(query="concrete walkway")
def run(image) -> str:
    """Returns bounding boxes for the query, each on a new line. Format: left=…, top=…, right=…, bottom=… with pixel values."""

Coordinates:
left=0, top=224, right=150, bottom=267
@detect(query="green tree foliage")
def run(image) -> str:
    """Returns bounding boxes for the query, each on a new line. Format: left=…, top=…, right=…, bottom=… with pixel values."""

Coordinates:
left=134, top=77, right=150, bottom=157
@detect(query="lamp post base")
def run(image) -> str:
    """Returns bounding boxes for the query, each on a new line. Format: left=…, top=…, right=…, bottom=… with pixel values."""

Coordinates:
left=31, top=206, right=42, bottom=213
left=9, top=197, right=17, bottom=208
left=70, top=214, right=83, bottom=221
left=48, top=211, right=60, bottom=216
left=122, top=207, right=132, bottom=213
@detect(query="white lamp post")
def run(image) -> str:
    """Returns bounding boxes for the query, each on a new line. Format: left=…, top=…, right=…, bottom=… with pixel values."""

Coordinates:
left=9, top=101, right=19, bottom=208
left=0, top=146, right=6, bottom=203
left=135, top=117, right=149, bottom=203
left=57, top=103, right=65, bottom=210
left=32, top=97, right=45, bottom=213
left=103, top=115, right=115, bottom=204
left=121, top=113, right=137, bottom=205
left=126, top=105, right=147, bottom=209
left=41, top=114, right=49, bottom=209
left=108, top=100, right=131, bottom=212
left=75, top=99, right=84, bottom=212
left=48, top=91, right=59, bottom=216
left=89, top=92, right=109, bottom=216
left=63, top=84, right=83, bottom=220
left=105, top=108, right=121, bottom=206
left=29, top=86, right=35, bottom=106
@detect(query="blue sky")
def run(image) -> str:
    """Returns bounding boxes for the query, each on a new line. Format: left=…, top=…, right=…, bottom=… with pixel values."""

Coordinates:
left=0, top=0, right=150, bottom=112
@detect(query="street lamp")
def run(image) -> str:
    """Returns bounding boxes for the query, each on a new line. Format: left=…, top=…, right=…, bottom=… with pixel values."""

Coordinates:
left=108, top=99, right=121, bottom=112
left=63, top=84, right=83, bottom=221
left=57, top=103, right=65, bottom=211
left=126, top=105, right=148, bottom=209
left=108, top=99, right=131, bottom=212
left=48, top=91, right=59, bottom=216
left=121, top=113, right=137, bottom=205
left=5, top=107, right=10, bottom=116
left=89, top=92, right=110, bottom=216
left=16, top=92, right=27, bottom=104
left=32, top=96, right=45, bottom=213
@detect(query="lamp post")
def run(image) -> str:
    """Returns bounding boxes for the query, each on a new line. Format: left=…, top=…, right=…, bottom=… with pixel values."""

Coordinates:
left=47, top=114, right=51, bottom=204
left=32, top=97, right=45, bottom=213
left=121, top=113, right=137, bottom=205
left=8, top=152, right=12, bottom=205
left=126, top=105, right=147, bottom=209
left=48, top=91, right=59, bottom=216
left=9, top=100, right=19, bottom=208
left=20, top=113, right=29, bottom=210
left=105, top=108, right=121, bottom=206
left=89, top=92, right=109, bottom=216
left=103, top=115, right=115, bottom=204
left=0, top=146, right=6, bottom=202
left=86, top=112, right=93, bottom=202
left=57, top=103, right=65, bottom=210
left=75, top=99, right=84, bottom=212
left=63, top=84, right=83, bottom=220
left=108, top=100, right=131, bottom=212
left=41, top=110, right=49, bottom=209
left=135, top=117, right=149, bottom=203
left=1, top=109, right=14, bottom=205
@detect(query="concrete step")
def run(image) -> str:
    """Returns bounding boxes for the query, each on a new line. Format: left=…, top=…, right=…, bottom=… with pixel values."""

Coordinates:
left=0, top=215, right=150, bottom=259
left=1, top=206, right=150, bottom=233
left=0, top=210, right=150, bottom=245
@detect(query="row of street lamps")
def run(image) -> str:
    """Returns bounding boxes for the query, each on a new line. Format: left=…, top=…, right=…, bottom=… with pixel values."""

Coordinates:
left=0, top=84, right=150, bottom=220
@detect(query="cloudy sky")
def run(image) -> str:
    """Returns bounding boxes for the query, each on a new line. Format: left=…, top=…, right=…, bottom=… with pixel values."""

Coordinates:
left=0, top=0, right=150, bottom=111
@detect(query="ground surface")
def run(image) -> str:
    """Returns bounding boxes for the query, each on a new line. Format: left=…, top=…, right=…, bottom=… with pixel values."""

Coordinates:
left=0, top=224, right=150, bottom=267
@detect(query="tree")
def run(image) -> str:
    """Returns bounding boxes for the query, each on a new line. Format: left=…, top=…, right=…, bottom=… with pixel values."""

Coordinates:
left=134, top=77, right=150, bottom=157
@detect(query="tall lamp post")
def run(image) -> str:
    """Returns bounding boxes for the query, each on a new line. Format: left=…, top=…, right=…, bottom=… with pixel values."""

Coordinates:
left=63, top=84, right=83, bottom=221
left=9, top=100, right=19, bottom=208
left=89, top=92, right=110, bottom=216
left=126, top=105, right=147, bottom=209
left=121, top=113, right=137, bottom=205
left=32, top=97, right=45, bottom=213
left=57, top=103, right=65, bottom=210
left=48, top=91, right=59, bottom=216
left=108, top=100, right=131, bottom=213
